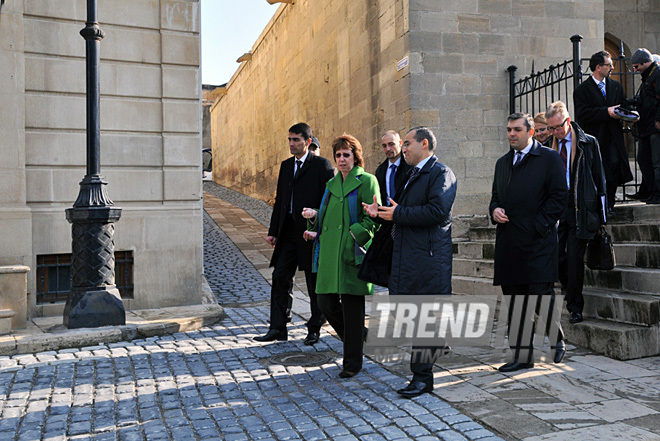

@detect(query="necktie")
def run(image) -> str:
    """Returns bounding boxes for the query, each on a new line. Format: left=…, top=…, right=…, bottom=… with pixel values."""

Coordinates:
left=291, top=160, right=302, bottom=213
left=559, top=140, right=567, bottom=172
left=388, top=164, right=397, bottom=203
left=598, top=81, right=606, bottom=98
left=295, top=160, right=302, bottom=177
left=514, top=152, right=523, bottom=166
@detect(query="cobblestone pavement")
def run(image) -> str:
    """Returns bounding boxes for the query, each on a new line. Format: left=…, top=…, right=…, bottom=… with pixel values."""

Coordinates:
left=0, top=185, right=504, bottom=440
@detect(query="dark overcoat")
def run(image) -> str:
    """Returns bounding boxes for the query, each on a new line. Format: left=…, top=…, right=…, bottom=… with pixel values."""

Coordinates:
left=268, top=153, right=335, bottom=271
left=389, top=155, right=456, bottom=295
left=573, top=76, right=633, bottom=186
left=489, top=141, right=567, bottom=286
left=374, top=157, right=411, bottom=204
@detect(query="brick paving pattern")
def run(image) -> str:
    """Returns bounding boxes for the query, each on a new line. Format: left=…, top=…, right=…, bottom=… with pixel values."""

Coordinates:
left=0, top=183, right=503, bottom=441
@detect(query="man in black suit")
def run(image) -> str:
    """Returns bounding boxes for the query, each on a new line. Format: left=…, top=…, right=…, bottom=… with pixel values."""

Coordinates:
left=573, top=51, right=634, bottom=215
left=255, top=123, right=335, bottom=344
left=374, top=130, right=411, bottom=205
left=490, top=113, right=568, bottom=372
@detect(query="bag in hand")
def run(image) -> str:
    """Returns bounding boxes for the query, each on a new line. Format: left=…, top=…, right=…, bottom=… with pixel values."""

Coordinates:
left=586, top=226, right=616, bottom=270
left=357, top=222, right=393, bottom=287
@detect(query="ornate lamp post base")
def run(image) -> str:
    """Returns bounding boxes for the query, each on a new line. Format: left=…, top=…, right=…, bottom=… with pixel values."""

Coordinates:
left=64, top=204, right=124, bottom=329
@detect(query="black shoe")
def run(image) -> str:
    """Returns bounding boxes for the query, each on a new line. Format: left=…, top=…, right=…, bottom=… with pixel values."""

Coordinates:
left=607, top=208, right=615, bottom=219
left=254, top=330, right=287, bottom=342
left=553, top=340, right=566, bottom=363
left=397, top=380, right=433, bottom=397
left=303, top=331, right=319, bottom=346
left=646, top=198, right=660, bottom=205
left=338, top=370, right=358, bottom=378
left=627, top=192, right=650, bottom=201
left=498, top=361, right=535, bottom=372
left=569, top=312, right=583, bottom=324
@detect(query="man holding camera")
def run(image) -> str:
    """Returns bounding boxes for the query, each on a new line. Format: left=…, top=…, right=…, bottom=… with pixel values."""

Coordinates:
left=631, top=48, right=660, bottom=204
left=573, top=51, right=633, bottom=215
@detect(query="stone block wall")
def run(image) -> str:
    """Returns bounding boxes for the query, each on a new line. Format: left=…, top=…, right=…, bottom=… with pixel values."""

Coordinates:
left=408, top=0, right=605, bottom=215
left=0, top=0, right=204, bottom=318
left=605, top=0, right=660, bottom=57
left=211, top=0, right=410, bottom=202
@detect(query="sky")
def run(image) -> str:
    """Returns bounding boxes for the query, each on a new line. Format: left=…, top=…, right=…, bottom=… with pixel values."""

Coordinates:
left=201, top=0, right=279, bottom=86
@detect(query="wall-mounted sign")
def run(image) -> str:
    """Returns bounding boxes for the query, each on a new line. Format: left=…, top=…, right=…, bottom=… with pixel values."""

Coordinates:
left=397, top=55, right=409, bottom=71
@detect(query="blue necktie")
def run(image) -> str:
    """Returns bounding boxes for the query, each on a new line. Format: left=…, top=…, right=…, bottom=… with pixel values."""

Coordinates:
left=388, top=164, right=397, bottom=204
left=598, top=81, right=606, bottom=98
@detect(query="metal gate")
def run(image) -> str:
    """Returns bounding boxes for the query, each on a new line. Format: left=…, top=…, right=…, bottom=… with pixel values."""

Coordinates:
left=508, top=34, right=642, bottom=202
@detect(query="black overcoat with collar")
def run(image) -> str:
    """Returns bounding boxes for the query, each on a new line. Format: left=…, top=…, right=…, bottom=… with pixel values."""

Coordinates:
left=374, top=157, right=412, bottom=205
left=489, top=140, right=567, bottom=286
left=573, top=76, right=633, bottom=186
left=268, top=153, right=335, bottom=270
left=389, top=155, right=457, bottom=296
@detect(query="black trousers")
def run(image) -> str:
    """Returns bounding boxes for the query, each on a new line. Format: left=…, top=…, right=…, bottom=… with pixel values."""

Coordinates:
left=557, top=213, right=588, bottom=314
left=637, top=134, right=660, bottom=200
left=269, top=217, right=324, bottom=333
left=317, top=293, right=365, bottom=373
left=502, top=283, right=565, bottom=363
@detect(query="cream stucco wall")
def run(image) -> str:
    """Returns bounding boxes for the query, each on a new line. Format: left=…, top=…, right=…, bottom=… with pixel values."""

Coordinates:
left=211, top=0, right=410, bottom=203
left=0, top=0, right=204, bottom=319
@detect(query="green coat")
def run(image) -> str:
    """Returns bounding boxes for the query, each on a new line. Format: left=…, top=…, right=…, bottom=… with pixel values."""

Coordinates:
left=313, top=166, right=381, bottom=295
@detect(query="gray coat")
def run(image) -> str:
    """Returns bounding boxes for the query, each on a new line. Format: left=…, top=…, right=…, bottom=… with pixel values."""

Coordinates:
left=389, top=156, right=457, bottom=295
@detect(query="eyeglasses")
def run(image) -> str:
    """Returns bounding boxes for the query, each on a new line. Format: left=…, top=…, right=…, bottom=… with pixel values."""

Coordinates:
left=601, top=62, right=614, bottom=67
left=547, top=118, right=568, bottom=132
left=335, top=152, right=352, bottom=158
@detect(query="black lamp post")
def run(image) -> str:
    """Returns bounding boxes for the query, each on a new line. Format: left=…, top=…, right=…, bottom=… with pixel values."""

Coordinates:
left=64, top=0, right=124, bottom=328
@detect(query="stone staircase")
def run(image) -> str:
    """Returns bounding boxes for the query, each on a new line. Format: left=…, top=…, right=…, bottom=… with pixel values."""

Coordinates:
left=451, top=204, right=660, bottom=360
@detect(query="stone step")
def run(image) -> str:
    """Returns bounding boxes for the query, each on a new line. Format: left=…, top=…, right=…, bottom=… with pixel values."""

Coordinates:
left=562, top=316, right=660, bottom=360
left=452, top=241, right=494, bottom=260
left=452, top=275, right=500, bottom=296
left=453, top=258, right=494, bottom=279
left=0, top=309, right=16, bottom=335
left=609, top=223, right=660, bottom=243
left=613, top=243, right=660, bottom=268
left=468, top=226, right=496, bottom=242
left=610, top=202, right=660, bottom=225
left=582, top=289, right=660, bottom=326
left=584, top=266, right=660, bottom=295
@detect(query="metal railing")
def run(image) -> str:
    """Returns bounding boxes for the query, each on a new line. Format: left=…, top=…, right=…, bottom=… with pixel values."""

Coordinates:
left=508, top=35, right=641, bottom=202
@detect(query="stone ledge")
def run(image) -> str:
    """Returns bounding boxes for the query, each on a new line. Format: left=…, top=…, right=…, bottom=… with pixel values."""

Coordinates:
left=0, top=304, right=225, bottom=356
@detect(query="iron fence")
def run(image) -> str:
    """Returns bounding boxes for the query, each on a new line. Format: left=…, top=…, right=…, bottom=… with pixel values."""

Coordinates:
left=508, top=35, right=641, bottom=202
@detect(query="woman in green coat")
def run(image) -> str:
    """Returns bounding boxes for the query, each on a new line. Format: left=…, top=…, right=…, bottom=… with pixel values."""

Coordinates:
left=302, top=134, right=381, bottom=378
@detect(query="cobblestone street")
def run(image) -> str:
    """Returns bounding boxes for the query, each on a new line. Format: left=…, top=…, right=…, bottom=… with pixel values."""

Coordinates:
left=0, top=184, right=504, bottom=441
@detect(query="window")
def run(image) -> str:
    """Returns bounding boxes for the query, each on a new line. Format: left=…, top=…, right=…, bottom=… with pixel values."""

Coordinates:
left=36, top=251, right=134, bottom=304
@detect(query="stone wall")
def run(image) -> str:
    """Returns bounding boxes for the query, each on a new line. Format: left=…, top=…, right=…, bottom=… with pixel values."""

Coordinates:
left=211, top=0, right=611, bottom=216
left=0, top=0, right=204, bottom=318
left=605, top=0, right=660, bottom=57
left=407, top=0, right=605, bottom=215
left=211, top=0, right=410, bottom=202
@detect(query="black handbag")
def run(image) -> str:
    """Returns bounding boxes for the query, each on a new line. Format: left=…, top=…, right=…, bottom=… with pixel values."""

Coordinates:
left=586, top=226, right=616, bottom=270
left=357, top=222, right=393, bottom=286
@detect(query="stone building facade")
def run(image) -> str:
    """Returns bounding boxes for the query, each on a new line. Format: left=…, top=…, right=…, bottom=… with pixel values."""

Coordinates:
left=210, top=0, right=660, bottom=218
left=0, top=0, right=203, bottom=327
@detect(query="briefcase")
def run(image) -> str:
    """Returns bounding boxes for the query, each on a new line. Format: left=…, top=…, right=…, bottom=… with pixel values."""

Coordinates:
left=586, top=226, right=616, bottom=271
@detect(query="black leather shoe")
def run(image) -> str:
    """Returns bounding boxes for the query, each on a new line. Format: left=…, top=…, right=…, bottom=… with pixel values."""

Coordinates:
left=646, top=198, right=660, bottom=205
left=303, top=331, right=319, bottom=345
left=254, top=330, right=287, bottom=342
left=498, top=361, right=535, bottom=372
left=397, top=380, right=433, bottom=397
left=338, top=370, right=358, bottom=378
left=553, top=340, right=566, bottom=363
left=569, top=312, right=583, bottom=324
left=627, top=192, right=650, bottom=201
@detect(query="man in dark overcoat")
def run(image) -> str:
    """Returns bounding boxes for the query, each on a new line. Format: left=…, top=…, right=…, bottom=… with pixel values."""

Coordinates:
left=374, top=130, right=411, bottom=205
left=366, top=126, right=457, bottom=397
left=255, top=122, right=335, bottom=345
left=546, top=102, right=607, bottom=325
left=573, top=50, right=634, bottom=214
left=489, top=113, right=568, bottom=372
